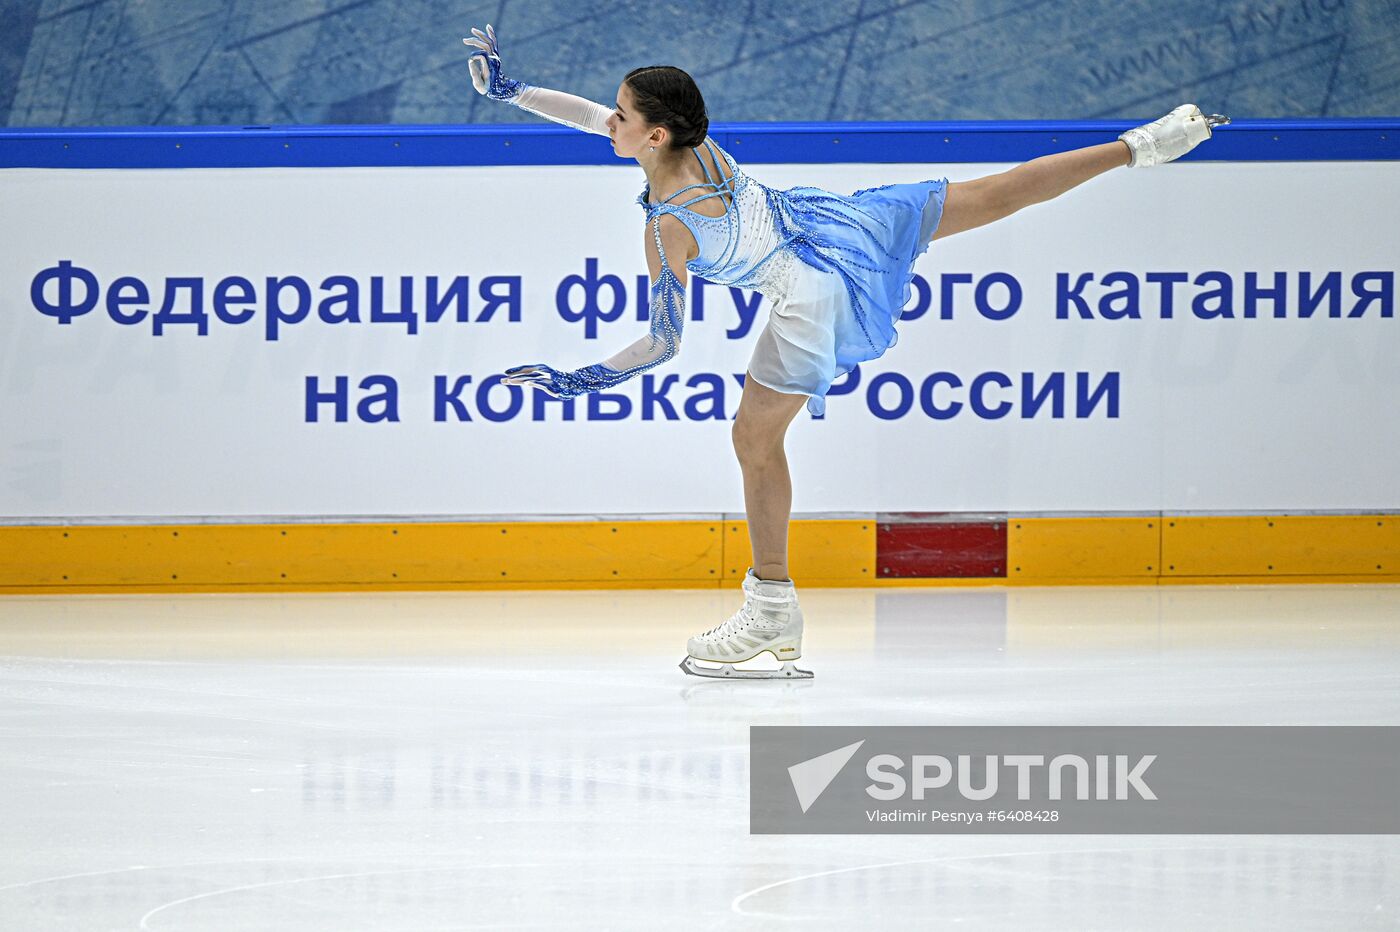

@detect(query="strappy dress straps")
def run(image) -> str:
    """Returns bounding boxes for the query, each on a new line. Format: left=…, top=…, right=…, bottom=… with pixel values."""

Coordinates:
left=652, top=139, right=736, bottom=212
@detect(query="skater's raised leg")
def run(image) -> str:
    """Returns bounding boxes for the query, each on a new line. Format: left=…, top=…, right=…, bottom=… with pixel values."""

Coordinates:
left=934, top=103, right=1229, bottom=242
left=933, top=141, right=1129, bottom=241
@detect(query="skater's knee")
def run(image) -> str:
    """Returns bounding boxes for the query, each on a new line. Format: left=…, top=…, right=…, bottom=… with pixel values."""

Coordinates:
left=731, top=417, right=782, bottom=464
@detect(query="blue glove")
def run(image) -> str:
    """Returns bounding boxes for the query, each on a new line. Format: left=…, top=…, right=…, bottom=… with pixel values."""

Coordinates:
left=502, top=363, right=629, bottom=399
left=462, top=24, right=526, bottom=103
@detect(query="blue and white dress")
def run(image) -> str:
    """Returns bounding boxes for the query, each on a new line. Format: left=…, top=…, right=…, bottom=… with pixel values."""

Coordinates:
left=638, top=137, right=947, bottom=416
left=495, top=83, right=948, bottom=416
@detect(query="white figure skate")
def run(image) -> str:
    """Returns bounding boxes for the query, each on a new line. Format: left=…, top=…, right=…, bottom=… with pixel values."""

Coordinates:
left=1119, top=103, right=1230, bottom=167
left=679, top=567, right=813, bottom=679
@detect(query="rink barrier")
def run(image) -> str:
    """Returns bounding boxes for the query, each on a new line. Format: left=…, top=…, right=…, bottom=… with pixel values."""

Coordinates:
left=0, top=512, right=1396, bottom=593
left=2, top=121, right=1397, bottom=594
left=1, top=119, right=1398, bottom=168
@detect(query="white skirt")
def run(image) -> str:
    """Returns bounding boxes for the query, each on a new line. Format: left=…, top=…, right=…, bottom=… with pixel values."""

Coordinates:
left=745, top=253, right=847, bottom=417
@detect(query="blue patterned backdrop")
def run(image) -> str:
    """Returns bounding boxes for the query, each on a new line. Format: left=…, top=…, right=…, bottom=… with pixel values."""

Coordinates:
left=1, top=0, right=1396, bottom=127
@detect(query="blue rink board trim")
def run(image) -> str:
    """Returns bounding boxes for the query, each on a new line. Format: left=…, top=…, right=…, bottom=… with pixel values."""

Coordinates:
left=0, top=120, right=1397, bottom=169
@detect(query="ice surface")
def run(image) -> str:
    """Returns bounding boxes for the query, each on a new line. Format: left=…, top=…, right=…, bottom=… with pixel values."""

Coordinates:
left=1, top=584, right=1396, bottom=929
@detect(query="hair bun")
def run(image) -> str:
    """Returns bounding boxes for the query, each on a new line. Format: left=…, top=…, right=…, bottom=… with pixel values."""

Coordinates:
left=623, top=65, right=710, bottom=149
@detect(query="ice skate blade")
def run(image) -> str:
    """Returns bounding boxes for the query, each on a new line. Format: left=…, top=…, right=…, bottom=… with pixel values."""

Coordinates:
left=679, top=657, right=814, bottom=679
left=1204, top=113, right=1230, bottom=129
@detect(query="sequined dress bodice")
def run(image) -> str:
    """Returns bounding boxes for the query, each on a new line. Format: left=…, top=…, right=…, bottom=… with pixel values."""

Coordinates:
left=636, top=139, right=801, bottom=304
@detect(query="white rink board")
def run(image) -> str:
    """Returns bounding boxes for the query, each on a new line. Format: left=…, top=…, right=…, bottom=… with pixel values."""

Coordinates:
left=0, top=160, right=1396, bottom=518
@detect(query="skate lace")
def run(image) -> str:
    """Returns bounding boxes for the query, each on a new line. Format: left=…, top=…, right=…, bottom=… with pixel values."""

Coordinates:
left=702, top=591, right=791, bottom=640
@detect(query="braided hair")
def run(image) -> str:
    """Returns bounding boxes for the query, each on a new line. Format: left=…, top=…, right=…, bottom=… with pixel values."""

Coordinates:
left=623, top=65, right=709, bottom=150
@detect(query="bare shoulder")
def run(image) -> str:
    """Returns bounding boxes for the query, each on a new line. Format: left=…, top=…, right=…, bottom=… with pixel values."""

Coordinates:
left=644, top=212, right=698, bottom=270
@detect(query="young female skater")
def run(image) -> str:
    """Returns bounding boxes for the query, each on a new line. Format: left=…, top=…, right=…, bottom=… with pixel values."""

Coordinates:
left=463, top=24, right=1228, bottom=679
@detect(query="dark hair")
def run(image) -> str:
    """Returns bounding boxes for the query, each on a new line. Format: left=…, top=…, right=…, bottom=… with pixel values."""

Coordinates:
left=623, top=65, right=709, bottom=150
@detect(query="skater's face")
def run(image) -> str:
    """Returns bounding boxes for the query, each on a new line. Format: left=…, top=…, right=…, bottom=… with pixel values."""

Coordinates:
left=606, top=82, right=666, bottom=159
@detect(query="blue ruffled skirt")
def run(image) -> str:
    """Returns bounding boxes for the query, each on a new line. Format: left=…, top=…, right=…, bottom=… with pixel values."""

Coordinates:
left=745, top=178, right=949, bottom=417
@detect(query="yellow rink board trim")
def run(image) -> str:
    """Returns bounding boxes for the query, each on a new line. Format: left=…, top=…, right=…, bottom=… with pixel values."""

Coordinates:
left=1009, top=515, right=1398, bottom=579
left=0, top=515, right=1394, bottom=592
left=1162, top=515, right=1398, bottom=576
left=1008, top=517, right=1161, bottom=578
left=0, top=519, right=873, bottom=591
left=0, top=521, right=722, bottom=586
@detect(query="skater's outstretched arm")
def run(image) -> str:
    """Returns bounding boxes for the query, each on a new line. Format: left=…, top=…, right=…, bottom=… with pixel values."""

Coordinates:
left=503, top=214, right=693, bottom=397
left=463, top=24, right=612, bottom=137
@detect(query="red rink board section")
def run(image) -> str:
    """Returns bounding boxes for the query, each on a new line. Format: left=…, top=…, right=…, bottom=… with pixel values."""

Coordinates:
left=875, top=513, right=1008, bottom=578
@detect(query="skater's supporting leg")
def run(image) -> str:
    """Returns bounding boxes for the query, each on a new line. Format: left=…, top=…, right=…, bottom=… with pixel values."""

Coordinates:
left=733, top=374, right=809, bottom=582
left=933, top=141, right=1130, bottom=242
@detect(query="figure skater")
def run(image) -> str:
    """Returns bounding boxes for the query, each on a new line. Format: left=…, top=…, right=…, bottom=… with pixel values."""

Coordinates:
left=462, top=24, right=1228, bottom=679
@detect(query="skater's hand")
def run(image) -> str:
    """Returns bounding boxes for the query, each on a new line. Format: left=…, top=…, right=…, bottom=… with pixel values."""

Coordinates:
left=502, top=363, right=578, bottom=398
left=502, top=362, right=625, bottom=398
left=463, top=24, right=524, bottom=102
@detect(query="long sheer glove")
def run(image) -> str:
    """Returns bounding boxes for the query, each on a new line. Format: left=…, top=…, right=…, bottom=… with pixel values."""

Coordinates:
left=500, top=362, right=626, bottom=399
left=463, top=24, right=612, bottom=136
left=502, top=230, right=688, bottom=398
